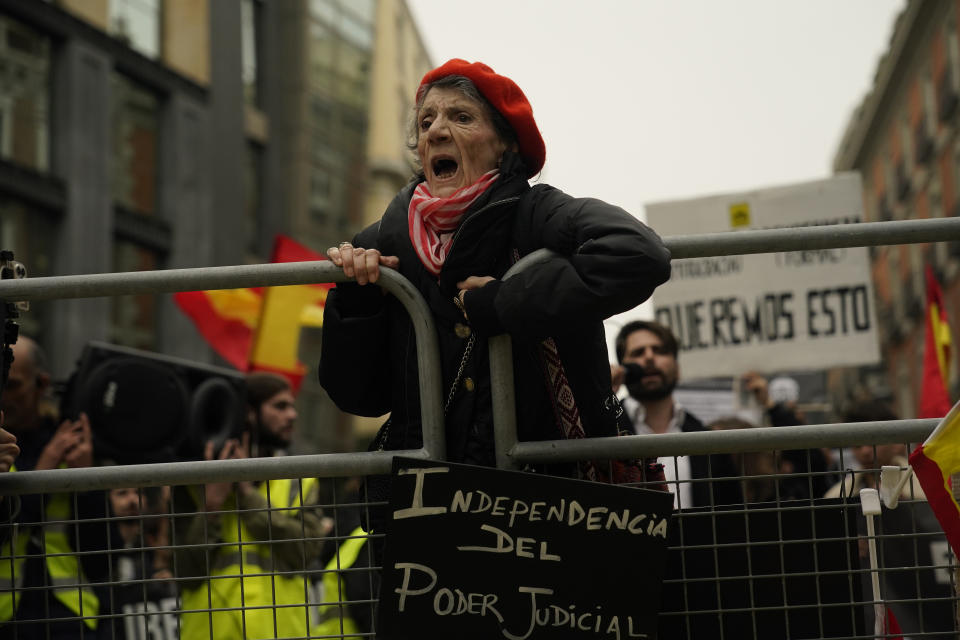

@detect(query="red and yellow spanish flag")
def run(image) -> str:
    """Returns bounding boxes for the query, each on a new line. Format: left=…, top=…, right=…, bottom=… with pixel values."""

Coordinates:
left=910, top=399, right=960, bottom=557
left=173, top=235, right=332, bottom=391
left=910, top=265, right=959, bottom=555
left=919, top=265, right=952, bottom=419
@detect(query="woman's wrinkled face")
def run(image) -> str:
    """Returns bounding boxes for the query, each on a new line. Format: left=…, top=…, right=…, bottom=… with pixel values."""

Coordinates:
left=416, top=87, right=507, bottom=198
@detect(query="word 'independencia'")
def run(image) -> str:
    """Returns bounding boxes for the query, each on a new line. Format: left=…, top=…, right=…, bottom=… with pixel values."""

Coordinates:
left=391, top=467, right=668, bottom=538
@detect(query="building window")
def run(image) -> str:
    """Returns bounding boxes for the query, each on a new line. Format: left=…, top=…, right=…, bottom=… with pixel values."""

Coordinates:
left=899, top=117, right=914, bottom=173
left=876, top=190, right=893, bottom=221
left=939, top=22, right=959, bottom=121
left=923, top=74, right=938, bottom=128
left=244, top=142, right=263, bottom=255
left=111, top=73, right=159, bottom=216
left=346, top=0, right=376, bottom=24
left=109, top=0, right=161, bottom=59
left=915, top=75, right=936, bottom=165
left=309, top=168, right=333, bottom=225
left=309, top=0, right=338, bottom=26
left=0, top=15, right=51, bottom=173
left=948, top=24, right=960, bottom=90
left=241, top=0, right=261, bottom=108
left=111, top=239, right=158, bottom=350
left=955, top=146, right=960, bottom=216
left=306, top=0, right=374, bottom=236
left=907, top=243, right=925, bottom=320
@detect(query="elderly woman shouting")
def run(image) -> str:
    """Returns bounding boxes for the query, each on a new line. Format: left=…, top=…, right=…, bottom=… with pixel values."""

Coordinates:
left=320, top=59, right=670, bottom=474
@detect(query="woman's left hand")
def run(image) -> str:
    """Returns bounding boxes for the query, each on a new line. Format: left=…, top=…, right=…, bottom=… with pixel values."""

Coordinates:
left=456, top=276, right=494, bottom=294
left=455, top=276, right=495, bottom=319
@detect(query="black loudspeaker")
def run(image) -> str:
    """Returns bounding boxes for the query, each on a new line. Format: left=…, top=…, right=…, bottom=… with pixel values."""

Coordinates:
left=60, top=342, right=246, bottom=465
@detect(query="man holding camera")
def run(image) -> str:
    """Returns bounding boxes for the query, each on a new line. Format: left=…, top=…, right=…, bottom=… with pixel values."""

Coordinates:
left=176, top=372, right=332, bottom=640
left=611, top=321, right=740, bottom=509
left=0, top=336, right=108, bottom=638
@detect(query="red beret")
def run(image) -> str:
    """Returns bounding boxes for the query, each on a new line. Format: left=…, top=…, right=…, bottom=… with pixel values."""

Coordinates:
left=417, top=59, right=545, bottom=178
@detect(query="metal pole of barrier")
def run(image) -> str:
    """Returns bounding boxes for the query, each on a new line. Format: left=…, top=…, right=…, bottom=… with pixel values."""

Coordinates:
left=0, top=261, right=447, bottom=460
left=664, top=216, right=960, bottom=258
left=0, top=420, right=934, bottom=495
left=4, top=218, right=955, bottom=302
left=489, top=334, right=520, bottom=471
left=509, top=419, right=937, bottom=464
left=0, top=448, right=425, bottom=495
left=491, top=250, right=555, bottom=470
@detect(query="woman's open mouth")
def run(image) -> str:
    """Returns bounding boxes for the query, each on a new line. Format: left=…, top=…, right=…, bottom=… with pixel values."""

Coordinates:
left=432, top=157, right=459, bottom=179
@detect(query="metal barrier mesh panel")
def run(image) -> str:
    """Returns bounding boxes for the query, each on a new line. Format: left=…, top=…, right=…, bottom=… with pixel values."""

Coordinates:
left=0, top=443, right=956, bottom=638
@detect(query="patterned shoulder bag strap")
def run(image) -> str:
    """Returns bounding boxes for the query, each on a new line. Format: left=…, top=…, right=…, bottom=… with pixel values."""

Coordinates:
left=510, top=249, right=598, bottom=481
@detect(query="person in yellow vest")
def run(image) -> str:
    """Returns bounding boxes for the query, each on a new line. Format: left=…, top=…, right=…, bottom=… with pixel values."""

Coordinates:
left=174, top=372, right=332, bottom=640
left=0, top=413, right=21, bottom=546
left=0, top=336, right=109, bottom=639
left=311, top=490, right=376, bottom=640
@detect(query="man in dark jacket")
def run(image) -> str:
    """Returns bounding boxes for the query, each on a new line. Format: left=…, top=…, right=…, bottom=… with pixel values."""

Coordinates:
left=612, top=321, right=740, bottom=508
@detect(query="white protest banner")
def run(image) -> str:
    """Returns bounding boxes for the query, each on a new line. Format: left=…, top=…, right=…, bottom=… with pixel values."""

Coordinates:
left=645, top=173, right=880, bottom=379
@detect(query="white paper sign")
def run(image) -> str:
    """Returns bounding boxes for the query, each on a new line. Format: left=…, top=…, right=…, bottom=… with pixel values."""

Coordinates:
left=645, top=173, right=880, bottom=379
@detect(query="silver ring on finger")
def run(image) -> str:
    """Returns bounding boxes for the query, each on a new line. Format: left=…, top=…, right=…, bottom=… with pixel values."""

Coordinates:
left=338, top=241, right=351, bottom=249
left=354, top=247, right=365, bottom=254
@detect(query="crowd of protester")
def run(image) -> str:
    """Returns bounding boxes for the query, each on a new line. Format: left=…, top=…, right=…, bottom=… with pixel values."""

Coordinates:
left=0, top=337, right=374, bottom=640
left=0, top=319, right=925, bottom=638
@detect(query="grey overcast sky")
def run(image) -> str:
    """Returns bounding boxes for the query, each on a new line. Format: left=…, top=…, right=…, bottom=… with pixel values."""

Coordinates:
left=406, top=0, right=904, bottom=217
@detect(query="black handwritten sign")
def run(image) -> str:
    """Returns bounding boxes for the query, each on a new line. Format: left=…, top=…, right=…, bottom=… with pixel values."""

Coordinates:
left=378, top=457, right=674, bottom=640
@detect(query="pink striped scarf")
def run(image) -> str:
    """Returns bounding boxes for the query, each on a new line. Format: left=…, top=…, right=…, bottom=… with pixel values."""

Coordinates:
left=408, top=169, right=500, bottom=276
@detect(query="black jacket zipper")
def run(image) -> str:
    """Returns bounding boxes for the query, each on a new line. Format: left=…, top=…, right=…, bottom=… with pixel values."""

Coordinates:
left=443, top=196, right=521, bottom=264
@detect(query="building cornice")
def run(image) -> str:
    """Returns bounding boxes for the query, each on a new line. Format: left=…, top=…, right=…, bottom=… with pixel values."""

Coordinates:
left=832, top=0, right=929, bottom=171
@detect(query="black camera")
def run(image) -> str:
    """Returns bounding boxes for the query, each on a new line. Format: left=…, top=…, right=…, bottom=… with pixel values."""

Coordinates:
left=60, top=342, right=247, bottom=464
left=0, top=249, right=27, bottom=410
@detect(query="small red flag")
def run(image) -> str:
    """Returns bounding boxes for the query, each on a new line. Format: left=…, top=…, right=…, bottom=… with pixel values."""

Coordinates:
left=919, top=265, right=952, bottom=419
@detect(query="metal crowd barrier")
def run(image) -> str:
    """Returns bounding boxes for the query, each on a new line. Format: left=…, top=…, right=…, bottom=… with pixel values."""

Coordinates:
left=0, top=216, right=959, bottom=639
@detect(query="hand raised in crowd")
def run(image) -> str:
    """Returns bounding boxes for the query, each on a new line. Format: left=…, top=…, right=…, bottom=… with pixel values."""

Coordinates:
left=232, top=432, right=256, bottom=499
left=63, top=413, right=94, bottom=468
left=742, top=372, right=773, bottom=409
left=202, top=437, right=241, bottom=512
left=610, top=364, right=627, bottom=392
left=35, top=413, right=93, bottom=470
left=0, top=412, right=19, bottom=473
left=326, top=242, right=399, bottom=285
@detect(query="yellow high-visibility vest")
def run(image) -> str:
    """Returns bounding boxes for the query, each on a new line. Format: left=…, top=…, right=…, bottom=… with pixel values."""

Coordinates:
left=311, top=525, right=367, bottom=640
left=0, top=464, right=99, bottom=629
left=180, top=476, right=319, bottom=640
left=0, top=464, right=26, bottom=622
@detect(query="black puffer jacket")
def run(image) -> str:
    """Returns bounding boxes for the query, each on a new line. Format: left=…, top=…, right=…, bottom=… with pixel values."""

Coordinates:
left=319, top=153, right=671, bottom=467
